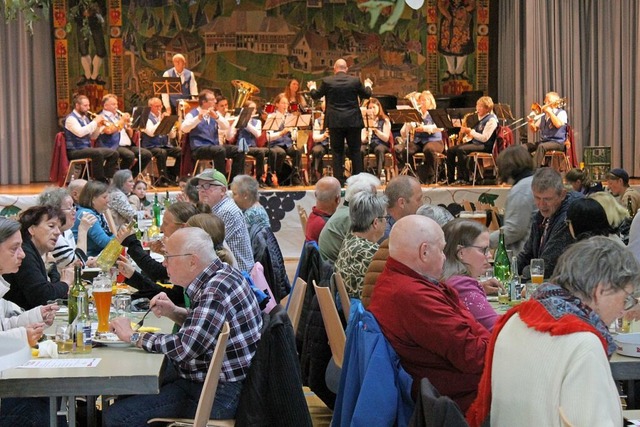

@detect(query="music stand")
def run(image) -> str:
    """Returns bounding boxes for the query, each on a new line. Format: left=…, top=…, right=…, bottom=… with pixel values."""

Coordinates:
left=387, top=109, right=423, bottom=178
left=263, top=114, right=284, bottom=132
left=284, top=113, right=312, bottom=130
left=128, top=106, right=155, bottom=186
left=235, top=108, right=254, bottom=129
left=446, top=108, right=477, bottom=128
left=493, top=103, right=514, bottom=124
left=153, top=115, right=179, bottom=137
left=428, top=109, right=454, bottom=130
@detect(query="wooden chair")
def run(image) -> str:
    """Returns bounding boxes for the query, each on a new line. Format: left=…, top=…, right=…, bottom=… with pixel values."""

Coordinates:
left=50, top=132, right=92, bottom=186
left=313, top=281, right=346, bottom=369
left=147, top=322, right=234, bottom=427
left=297, top=204, right=308, bottom=233
left=285, top=278, right=307, bottom=336
left=333, top=271, right=351, bottom=321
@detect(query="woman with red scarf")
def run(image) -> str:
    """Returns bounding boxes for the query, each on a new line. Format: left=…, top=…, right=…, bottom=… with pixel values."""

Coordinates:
left=467, top=237, right=640, bottom=427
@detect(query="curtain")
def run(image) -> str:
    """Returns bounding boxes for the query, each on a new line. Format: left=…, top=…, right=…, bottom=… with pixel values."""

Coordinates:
left=497, top=0, right=640, bottom=176
left=0, top=14, right=56, bottom=185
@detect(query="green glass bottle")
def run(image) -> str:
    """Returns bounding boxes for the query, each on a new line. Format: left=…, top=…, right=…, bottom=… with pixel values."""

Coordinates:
left=164, top=190, right=171, bottom=209
left=68, top=265, right=85, bottom=324
left=152, top=192, right=162, bottom=226
left=493, top=228, right=511, bottom=302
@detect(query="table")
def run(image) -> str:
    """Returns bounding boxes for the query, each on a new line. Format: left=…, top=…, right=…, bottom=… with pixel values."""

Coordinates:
left=0, top=314, right=169, bottom=426
left=610, top=352, right=640, bottom=408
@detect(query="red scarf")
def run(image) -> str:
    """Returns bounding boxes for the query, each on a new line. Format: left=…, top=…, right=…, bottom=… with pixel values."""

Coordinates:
left=465, top=299, right=608, bottom=427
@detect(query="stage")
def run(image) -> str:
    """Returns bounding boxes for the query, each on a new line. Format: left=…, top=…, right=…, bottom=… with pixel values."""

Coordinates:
left=0, top=183, right=510, bottom=258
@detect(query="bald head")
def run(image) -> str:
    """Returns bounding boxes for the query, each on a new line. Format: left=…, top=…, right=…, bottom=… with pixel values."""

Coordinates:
left=389, top=215, right=445, bottom=278
left=68, top=179, right=87, bottom=203
left=315, top=176, right=341, bottom=214
left=334, top=59, right=348, bottom=73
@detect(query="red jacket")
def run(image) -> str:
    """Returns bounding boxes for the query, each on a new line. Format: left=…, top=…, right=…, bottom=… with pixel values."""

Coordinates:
left=369, top=257, right=490, bottom=412
left=305, top=206, right=332, bottom=243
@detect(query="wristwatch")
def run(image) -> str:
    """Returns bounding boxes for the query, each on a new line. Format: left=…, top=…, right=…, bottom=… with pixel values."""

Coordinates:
left=130, top=332, right=141, bottom=345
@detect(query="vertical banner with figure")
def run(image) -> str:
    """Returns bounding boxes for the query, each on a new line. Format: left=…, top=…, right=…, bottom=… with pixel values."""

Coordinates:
left=426, top=0, right=489, bottom=96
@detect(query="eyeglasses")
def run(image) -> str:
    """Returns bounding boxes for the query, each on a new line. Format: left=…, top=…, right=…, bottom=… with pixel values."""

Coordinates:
left=466, top=245, right=491, bottom=256
left=623, top=289, right=639, bottom=311
left=196, top=183, right=222, bottom=191
left=62, top=206, right=77, bottom=212
left=164, top=253, right=193, bottom=260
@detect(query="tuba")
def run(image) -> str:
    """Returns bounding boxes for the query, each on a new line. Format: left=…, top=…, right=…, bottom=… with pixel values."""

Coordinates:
left=231, top=80, right=260, bottom=109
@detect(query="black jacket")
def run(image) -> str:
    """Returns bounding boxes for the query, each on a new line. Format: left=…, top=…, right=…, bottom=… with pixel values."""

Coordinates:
left=310, top=71, right=371, bottom=128
left=249, top=224, right=290, bottom=303
left=4, top=239, right=69, bottom=310
left=122, top=234, right=169, bottom=283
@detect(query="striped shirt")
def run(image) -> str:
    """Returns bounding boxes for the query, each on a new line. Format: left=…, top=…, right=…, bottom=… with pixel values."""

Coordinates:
left=51, top=230, right=77, bottom=268
left=141, top=258, right=263, bottom=382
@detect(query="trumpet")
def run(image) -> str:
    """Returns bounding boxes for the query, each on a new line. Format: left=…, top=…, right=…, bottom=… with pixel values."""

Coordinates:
left=86, top=111, right=97, bottom=119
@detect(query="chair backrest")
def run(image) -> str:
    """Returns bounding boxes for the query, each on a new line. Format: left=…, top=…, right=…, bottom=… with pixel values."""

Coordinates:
left=313, top=281, right=346, bottom=368
left=286, top=278, right=307, bottom=335
left=50, top=132, right=70, bottom=186
left=333, top=271, right=351, bottom=321
left=565, top=125, right=578, bottom=167
left=297, top=204, right=308, bottom=233
left=193, top=322, right=230, bottom=427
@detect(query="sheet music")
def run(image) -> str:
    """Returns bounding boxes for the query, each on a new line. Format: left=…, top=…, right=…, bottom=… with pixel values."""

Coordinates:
left=19, top=358, right=102, bottom=368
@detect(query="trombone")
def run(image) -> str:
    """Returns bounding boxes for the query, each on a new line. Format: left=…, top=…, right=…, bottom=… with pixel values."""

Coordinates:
left=508, top=98, right=567, bottom=131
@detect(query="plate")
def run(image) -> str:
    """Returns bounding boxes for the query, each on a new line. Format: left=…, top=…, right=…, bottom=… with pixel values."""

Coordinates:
left=614, top=332, right=640, bottom=357
left=93, top=333, right=132, bottom=348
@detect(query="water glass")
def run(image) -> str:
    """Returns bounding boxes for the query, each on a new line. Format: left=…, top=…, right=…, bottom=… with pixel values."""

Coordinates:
left=55, top=324, right=73, bottom=354
left=113, top=294, right=132, bottom=318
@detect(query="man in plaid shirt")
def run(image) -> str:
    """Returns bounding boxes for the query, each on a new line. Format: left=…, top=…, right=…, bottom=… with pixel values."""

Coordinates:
left=106, top=227, right=263, bottom=425
left=195, top=168, right=255, bottom=272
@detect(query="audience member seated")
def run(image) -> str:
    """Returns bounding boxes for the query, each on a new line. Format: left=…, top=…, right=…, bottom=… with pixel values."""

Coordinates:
left=369, top=215, right=490, bottom=412
left=72, top=180, right=114, bottom=257
left=628, top=213, right=640, bottom=265
left=128, top=179, right=151, bottom=213
left=516, top=168, right=581, bottom=280
left=108, top=169, right=137, bottom=230
left=468, top=237, right=639, bottom=427
left=306, top=176, right=341, bottom=243
left=489, top=145, right=536, bottom=255
left=186, top=214, right=237, bottom=268
left=565, top=168, right=603, bottom=196
left=605, top=168, right=640, bottom=216
left=318, top=173, right=380, bottom=262
left=195, top=168, right=254, bottom=272
left=442, top=219, right=500, bottom=331
left=566, top=198, right=617, bottom=242
left=589, top=191, right=631, bottom=243
left=38, top=187, right=96, bottom=268
left=382, top=175, right=423, bottom=238
left=67, top=178, right=87, bottom=204
left=335, top=192, right=387, bottom=299
left=230, top=175, right=270, bottom=230
left=64, top=94, right=118, bottom=183
left=105, top=228, right=263, bottom=425
left=4, top=206, right=72, bottom=310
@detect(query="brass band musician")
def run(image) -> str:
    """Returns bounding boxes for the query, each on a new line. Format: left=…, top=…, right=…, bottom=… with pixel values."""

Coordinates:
left=266, top=93, right=303, bottom=186
left=446, top=96, right=498, bottom=184
left=162, top=54, right=198, bottom=115
left=396, top=91, right=444, bottom=184
left=96, top=93, right=152, bottom=173
left=310, top=100, right=330, bottom=184
left=214, top=95, right=246, bottom=182
left=526, top=91, right=568, bottom=167
left=140, top=97, right=182, bottom=186
left=360, top=98, right=392, bottom=178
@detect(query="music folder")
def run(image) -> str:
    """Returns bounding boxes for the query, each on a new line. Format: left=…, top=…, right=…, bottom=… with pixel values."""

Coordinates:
left=428, top=109, right=454, bottom=129
left=235, top=107, right=254, bottom=129
left=387, top=109, right=422, bottom=125
left=153, top=115, right=179, bottom=137
left=284, top=113, right=311, bottom=129
left=130, top=106, right=151, bottom=130
left=446, top=108, right=477, bottom=128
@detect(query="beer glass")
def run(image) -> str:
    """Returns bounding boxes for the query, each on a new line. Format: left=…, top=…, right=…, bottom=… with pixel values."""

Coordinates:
left=459, top=211, right=487, bottom=226
left=530, top=259, right=544, bottom=285
left=55, top=324, right=73, bottom=354
left=93, top=272, right=113, bottom=333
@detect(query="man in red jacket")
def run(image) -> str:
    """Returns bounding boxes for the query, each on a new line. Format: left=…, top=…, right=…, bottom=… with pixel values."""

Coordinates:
left=369, top=215, right=490, bottom=412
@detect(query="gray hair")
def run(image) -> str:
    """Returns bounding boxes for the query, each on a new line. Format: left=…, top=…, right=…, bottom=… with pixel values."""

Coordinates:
left=531, top=167, right=564, bottom=194
left=111, top=169, right=133, bottom=192
left=350, top=192, right=387, bottom=233
left=0, top=217, right=21, bottom=244
left=232, top=175, right=259, bottom=204
left=416, top=204, right=455, bottom=227
left=174, top=227, right=217, bottom=265
left=38, top=187, right=70, bottom=208
left=385, top=175, right=420, bottom=208
left=344, top=173, right=380, bottom=202
left=551, top=236, right=640, bottom=299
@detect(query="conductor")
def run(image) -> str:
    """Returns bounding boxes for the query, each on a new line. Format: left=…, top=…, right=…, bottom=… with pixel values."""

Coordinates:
left=308, top=59, right=372, bottom=185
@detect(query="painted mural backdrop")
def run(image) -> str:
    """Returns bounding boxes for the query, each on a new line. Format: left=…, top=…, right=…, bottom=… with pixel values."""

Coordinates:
left=52, top=0, right=488, bottom=118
